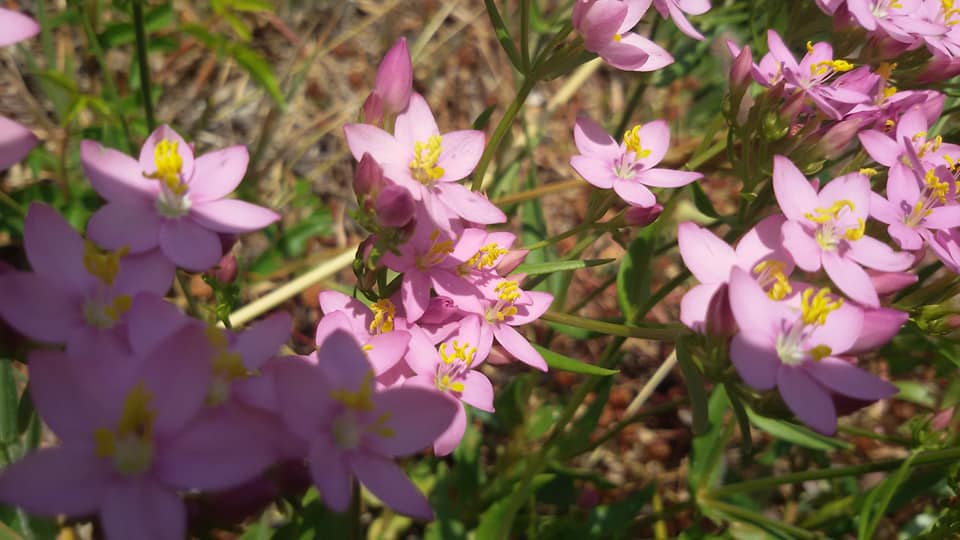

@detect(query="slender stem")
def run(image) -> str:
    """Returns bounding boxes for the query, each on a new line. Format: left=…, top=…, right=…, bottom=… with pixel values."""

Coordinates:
left=624, top=351, right=677, bottom=416
left=176, top=271, right=201, bottom=318
left=471, top=76, right=537, bottom=191
left=519, top=0, right=531, bottom=72
left=521, top=214, right=621, bottom=251
left=702, top=499, right=819, bottom=540
left=539, top=312, right=685, bottom=341
left=132, top=0, right=155, bottom=132
left=0, top=191, right=25, bottom=217
left=493, top=178, right=586, bottom=206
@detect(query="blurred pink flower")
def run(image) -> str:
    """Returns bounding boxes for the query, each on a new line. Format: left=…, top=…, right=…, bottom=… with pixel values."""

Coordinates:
left=573, top=0, right=674, bottom=71
left=0, top=9, right=39, bottom=170
left=653, top=0, right=711, bottom=40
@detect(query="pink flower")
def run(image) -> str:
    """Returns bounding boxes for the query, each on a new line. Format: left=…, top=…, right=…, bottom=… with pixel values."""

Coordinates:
left=858, top=108, right=960, bottom=170
left=653, top=0, right=711, bottom=40
left=0, top=203, right=173, bottom=359
left=846, top=0, right=923, bottom=42
left=573, top=0, right=674, bottom=71
left=0, top=9, right=39, bottom=170
left=870, top=160, right=960, bottom=250
left=273, top=331, right=457, bottom=519
left=405, top=315, right=495, bottom=455
left=0, top=325, right=271, bottom=539
left=728, top=267, right=897, bottom=434
left=344, top=93, right=505, bottom=228
left=363, top=38, right=413, bottom=125
left=0, top=8, right=38, bottom=47
left=317, top=291, right=412, bottom=377
left=570, top=115, right=702, bottom=208
left=81, top=125, right=280, bottom=271
left=773, top=155, right=913, bottom=307
left=678, top=215, right=794, bottom=332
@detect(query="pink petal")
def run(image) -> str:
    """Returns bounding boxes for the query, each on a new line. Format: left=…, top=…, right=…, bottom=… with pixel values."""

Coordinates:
left=735, top=214, right=792, bottom=271
left=0, top=116, right=37, bottom=170
left=371, top=386, right=458, bottom=456
left=86, top=201, right=162, bottom=253
left=573, top=115, right=620, bottom=160
left=728, top=267, right=786, bottom=341
left=766, top=30, right=799, bottom=72
left=781, top=220, right=821, bottom=272
left=309, top=436, right=352, bottom=512
left=437, top=130, right=485, bottom=181
left=894, top=109, right=929, bottom=147
left=0, top=272, right=79, bottom=343
left=677, top=222, right=736, bottom=283
left=0, top=8, right=39, bottom=47
left=679, top=282, right=720, bottom=332
left=315, top=329, right=375, bottom=392
left=508, top=291, right=554, bottom=325
left=234, top=311, right=292, bottom=370
left=158, top=218, right=222, bottom=271
left=847, top=236, right=914, bottom=272
left=493, top=325, right=547, bottom=371
left=601, top=33, right=674, bottom=71
left=138, top=324, right=214, bottom=435
left=139, top=125, right=194, bottom=182
left=460, top=370, right=495, bottom=412
left=127, top=292, right=193, bottom=356
left=190, top=199, right=280, bottom=234
left=433, top=399, right=467, bottom=456
left=113, top=249, right=175, bottom=297
left=187, top=146, right=248, bottom=203
left=0, top=446, right=107, bottom=517
left=777, top=365, right=837, bottom=435
left=570, top=155, right=617, bottom=189
left=807, top=301, right=863, bottom=354
left=274, top=356, right=335, bottom=441
left=805, top=357, right=897, bottom=401
left=847, top=308, right=908, bottom=354
left=27, top=350, right=104, bottom=441
left=101, top=479, right=185, bottom=540
left=857, top=130, right=898, bottom=167
left=634, top=120, right=671, bottom=167
left=924, top=205, right=960, bottom=229
left=665, top=0, right=705, bottom=40
left=393, top=93, right=440, bottom=150
left=404, top=328, right=442, bottom=375
left=773, top=155, right=819, bottom=222
left=822, top=250, right=878, bottom=307
left=817, top=172, right=870, bottom=222
left=436, top=183, right=506, bottom=224
left=730, top=331, right=780, bottom=390
left=613, top=179, right=657, bottom=207
left=637, top=168, right=702, bottom=188
left=349, top=451, right=433, bottom=520
left=401, top=272, right=431, bottom=322
left=343, top=123, right=407, bottom=165
left=318, top=290, right=371, bottom=329
left=580, top=0, right=628, bottom=51
left=23, top=203, right=93, bottom=291
left=869, top=193, right=903, bottom=226
left=80, top=140, right=157, bottom=204
left=365, top=330, right=410, bottom=375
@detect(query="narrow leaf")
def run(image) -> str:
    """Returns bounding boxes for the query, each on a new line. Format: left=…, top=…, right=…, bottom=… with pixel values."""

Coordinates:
left=746, top=407, right=852, bottom=451
left=675, top=339, right=710, bottom=435
left=532, top=344, right=618, bottom=376
left=516, top=258, right=614, bottom=276
left=0, top=360, right=18, bottom=444
left=483, top=0, right=524, bottom=71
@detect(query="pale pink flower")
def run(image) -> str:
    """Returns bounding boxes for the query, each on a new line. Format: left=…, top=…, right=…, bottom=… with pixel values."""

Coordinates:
left=573, top=0, right=674, bottom=71
left=870, top=160, right=960, bottom=250
left=317, top=291, right=412, bottom=377
left=653, top=0, right=711, bottom=40
left=363, top=38, right=413, bottom=125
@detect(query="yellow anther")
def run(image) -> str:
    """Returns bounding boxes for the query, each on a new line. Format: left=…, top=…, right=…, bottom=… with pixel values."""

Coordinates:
left=417, top=229, right=454, bottom=270
left=622, top=125, right=652, bottom=159
left=882, top=86, right=897, bottom=101
left=439, top=340, right=477, bottom=367
left=369, top=299, right=396, bottom=334
left=104, top=295, right=132, bottom=321
left=613, top=34, right=622, bottom=42
left=844, top=218, right=866, bottom=241
left=809, top=345, right=833, bottom=361
left=925, top=168, right=950, bottom=202
left=83, top=241, right=128, bottom=285
left=934, top=135, right=944, bottom=151
left=884, top=119, right=895, bottom=132
left=409, top=135, right=445, bottom=185
left=876, top=62, right=897, bottom=80
left=859, top=168, right=879, bottom=176
left=911, top=200, right=933, bottom=220
left=831, top=59, right=854, bottom=72
left=753, top=260, right=792, bottom=300
left=495, top=280, right=522, bottom=302
left=810, top=59, right=853, bottom=76
left=362, top=344, right=374, bottom=352
left=804, top=199, right=855, bottom=224
left=800, top=288, right=843, bottom=326
left=212, top=350, right=246, bottom=378
left=806, top=41, right=815, bottom=54
left=464, top=243, right=509, bottom=271
left=329, top=371, right=375, bottom=411
left=94, top=428, right=116, bottom=457
left=372, top=412, right=395, bottom=438
left=912, top=131, right=928, bottom=142
left=147, top=139, right=186, bottom=195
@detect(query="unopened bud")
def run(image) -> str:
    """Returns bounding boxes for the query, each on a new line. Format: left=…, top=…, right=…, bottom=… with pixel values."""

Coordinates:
left=816, top=118, right=863, bottom=159
left=373, top=37, right=413, bottom=116
left=729, top=44, right=753, bottom=96
left=496, top=249, right=528, bottom=276
left=354, top=152, right=385, bottom=201
left=867, top=269, right=918, bottom=295
left=625, top=204, right=663, bottom=227
left=420, top=296, right=461, bottom=325
left=705, top=283, right=737, bottom=337
left=362, top=92, right=384, bottom=126
left=375, top=185, right=415, bottom=228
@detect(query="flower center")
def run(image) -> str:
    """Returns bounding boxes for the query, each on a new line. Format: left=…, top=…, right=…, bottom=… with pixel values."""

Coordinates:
left=774, top=287, right=841, bottom=366
left=94, top=382, right=155, bottom=476
left=82, top=294, right=132, bottom=330
left=369, top=299, right=396, bottom=334
left=460, top=243, right=509, bottom=274
left=144, top=139, right=191, bottom=218
left=752, top=260, right=792, bottom=300
left=905, top=168, right=950, bottom=228
left=804, top=199, right=864, bottom=250
left=623, top=125, right=651, bottom=160
left=415, top=230, right=455, bottom=270
left=83, top=241, right=127, bottom=285
left=204, top=326, right=249, bottom=406
left=485, top=280, right=521, bottom=323
left=409, top=135, right=445, bottom=186
left=435, top=339, right=476, bottom=394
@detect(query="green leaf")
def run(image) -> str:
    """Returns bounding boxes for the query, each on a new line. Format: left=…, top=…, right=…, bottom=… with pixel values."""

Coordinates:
left=585, top=483, right=657, bottom=539
left=859, top=452, right=916, bottom=540
left=558, top=378, right=613, bottom=458
left=230, top=44, right=286, bottom=108
left=689, top=385, right=732, bottom=492
left=472, top=105, right=497, bottom=130
left=676, top=338, right=710, bottom=435
left=746, top=407, right=852, bottom=451
left=532, top=344, right=618, bottom=376
left=617, top=228, right=654, bottom=321
left=895, top=380, right=937, bottom=408
left=689, top=181, right=720, bottom=218
left=516, top=258, right=614, bottom=276
left=0, top=360, right=18, bottom=445
left=483, top=0, right=523, bottom=72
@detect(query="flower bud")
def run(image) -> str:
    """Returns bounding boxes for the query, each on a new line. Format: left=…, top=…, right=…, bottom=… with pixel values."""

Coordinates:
left=625, top=203, right=663, bottom=227
left=373, top=37, right=413, bottom=116
left=933, top=407, right=956, bottom=430
left=496, top=249, right=528, bottom=276
left=705, top=283, right=737, bottom=337
left=729, top=45, right=752, bottom=95
left=375, top=184, right=416, bottom=228
left=362, top=92, right=384, bottom=126
left=815, top=118, right=863, bottom=159
left=867, top=269, right=918, bottom=295
left=354, top=152, right=385, bottom=201
left=420, top=296, right=461, bottom=325
left=846, top=307, right=908, bottom=354
left=208, top=252, right=238, bottom=284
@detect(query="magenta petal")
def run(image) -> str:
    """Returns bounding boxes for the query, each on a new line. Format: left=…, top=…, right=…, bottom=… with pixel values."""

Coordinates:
left=507, top=291, right=554, bottom=325
left=0, top=116, right=37, bottom=170
left=580, top=0, right=628, bottom=51
left=924, top=205, right=960, bottom=229
left=436, top=183, right=506, bottom=224
left=28, top=350, right=103, bottom=441
left=573, top=115, right=620, bottom=160
left=394, top=93, right=440, bottom=150
left=807, top=301, right=863, bottom=354
left=433, top=399, right=467, bottom=456
left=635, top=168, right=702, bottom=188
left=23, top=203, right=93, bottom=291
left=887, top=161, right=920, bottom=208
left=318, top=290, right=370, bottom=328
left=677, top=222, right=736, bottom=283
left=857, top=131, right=898, bottom=167
left=365, top=330, right=410, bottom=375
left=114, top=249, right=175, bottom=297
left=773, top=155, right=819, bottom=221
left=822, top=250, right=878, bottom=307
left=401, top=273, right=431, bottom=323
left=343, top=123, right=406, bottom=165
left=80, top=140, right=157, bottom=204
left=316, top=329, right=375, bottom=392
left=404, top=329, right=442, bottom=376
left=460, top=370, right=495, bottom=412
left=187, top=146, right=248, bottom=203
left=0, top=8, right=39, bottom=47
left=274, top=356, right=334, bottom=441
left=847, top=307, right=908, bottom=354
left=806, top=357, right=898, bottom=401
left=781, top=220, right=821, bottom=272
left=0, top=272, right=79, bottom=343
left=234, top=311, right=292, bottom=370
left=309, top=437, right=351, bottom=512
left=730, top=331, right=780, bottom=390
left=349, top=451, right=434, bottom=520
left=101, top=479, right=185, bottom=540
left=158, top=218, right=222, bottom=271
left=372, top=386, right=457, bottom=456
left=728, top=267, right=784, bottom=341
left=735, top=214, right=791, bottom=270
left=869, top=193, right=902, bottom=226
left=603, top=33, right=673, bottom=71
left=437, top=130, right=484, bottom=181
left=87, top=201, right=162, bottom=253
left=777, top=365, right=837, bottom=435
left=847, top=236, right=914, bottom=272
left=571, top=155, right=617, bottom=189
left=139, top=325, right=213, bottom=435
left=0, top=446, right=106, bottom=517
left=613, top=179, right=657, bottom=207
left=493, top=325, right=548, bottom=371
left=680, top=282, right=720, bottom=332
left=190, top=199, right=279, bottom=234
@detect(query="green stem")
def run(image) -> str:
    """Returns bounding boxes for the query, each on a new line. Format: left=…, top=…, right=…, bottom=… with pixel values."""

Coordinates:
left=520, top=0, right=531, bottom=72
left=132, top=0, right=156, bottom=132
left=471, top=76, right=537, bottom=191
left=176, top=271, right=201, bottom=318
left=539, top=312, right=685, bottom=341
left=702, top=499, right=818, bottom=540
left=0, top=191, right=25, bottom=217
left=708, top=445, right=960, bottom=498
left=561, top=398, right=686, bottom=459
left=522, top=213, right=622, bottom=251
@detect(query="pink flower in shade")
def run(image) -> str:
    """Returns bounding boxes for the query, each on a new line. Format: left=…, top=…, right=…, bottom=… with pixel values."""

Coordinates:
left=846, top=0, right=924, bottom=43
left=925, top=227, right=960, bottom=273
left=570, top=115, right=702, bottom=208
left=362, top=37, right=413, bottom=125
left=727, top=267, right=898, bottom=435
left=405, top=315, right=495, bottom=455
left=0, top=325, right=273, bottom=539
left=81, top=125, right=280, bottom=271
left=913, top=0, right=960, bottom=58
left=773, top=155, right=913, bottom=307
left=273, top=331, right=457, bottom=519
left=858, top=108, right=960, bottom=171
left=870, top=160, right=960, bottom=250
left=652, top=0, right=711, bottom=40
left=572, top=0, right=674, bottom=71
left=0, top=203, right=173, bottom=359
left=678, top=215, right=795, bottom=332
left=316, top=291, right=412, bottom=377
left=344, top=93, right=505, bottom=228
left=0, top=9, right=39, bottom=170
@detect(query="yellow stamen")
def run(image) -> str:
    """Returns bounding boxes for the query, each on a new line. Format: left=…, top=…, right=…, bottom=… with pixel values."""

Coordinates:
left=369, top=299, right=396, bottom=334
left=804, top=199, right=855, bottom=224
left=809, top=345, right=833, bottom=361
left=844, top=218, right=866, bottom=241
left=800, top=288, right=843, bottom=326
left=409, top=135, right=445, bottom=185
left=859, top=168, right=879, bottom=176
left=329, top=371, right=376, bottom=411
left=146, top=139, right=186, bottom=195
left=439, top=340, right=477, bottom=367
left=463, top=243, right=509, bottom=272
left=622, top=125, right=652, bottom=159
left=806, top=41, right=815, bottom=54
left=925, top=168, right=950, bottom=203
left=613, top=34, right=622, bottom=42
left=876, top=62, right=897, bottom=80
left=83, top=241, right=129, bottom=285
left=752, top=260, right=792, bottom=300
left=884, top=119, right=895, bottom=133
left=495, top=280, right=522, bottom=302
